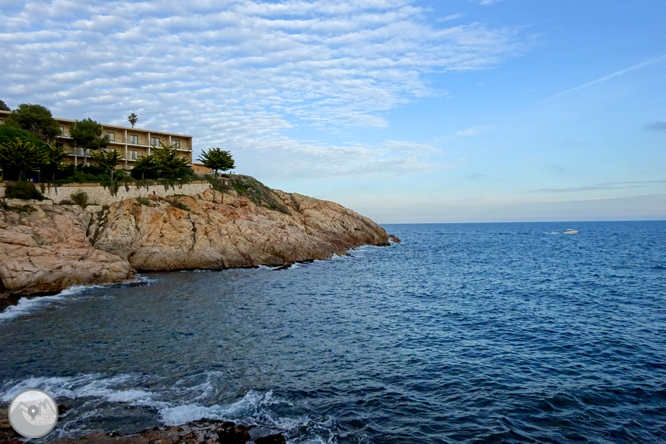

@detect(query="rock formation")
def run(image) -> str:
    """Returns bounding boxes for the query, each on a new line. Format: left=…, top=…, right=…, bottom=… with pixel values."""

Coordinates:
left=0, top=416, right=283, bottom=444
left=0, top=204, right=134, bottom=298
left=0, top=180, right=389, bottom=299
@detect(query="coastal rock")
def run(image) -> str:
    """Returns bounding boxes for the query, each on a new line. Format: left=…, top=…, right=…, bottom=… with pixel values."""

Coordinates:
left=388, top=234, right=401, bottom=243
left=1, top=419, right=267, bottom=444
left=0, top=204, right=134, bottom=297
left=0, top=179, right=389, bottom=297
left=92, top=188, right=389, bottom=271
left=254, top=434, right=287, bottom=444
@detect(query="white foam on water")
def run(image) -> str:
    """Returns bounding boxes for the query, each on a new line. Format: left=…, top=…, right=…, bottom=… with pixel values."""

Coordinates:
left=256, top=265, right=281, bottom=271
left=0, top=276, right=156, bottom=322
left=159, top=390, right=269, bottom=425
left=1, top=374, right=339, bottom=443
left=0, top=294, right=67, bottom=322
left=0, top=373, right=158, bottom=407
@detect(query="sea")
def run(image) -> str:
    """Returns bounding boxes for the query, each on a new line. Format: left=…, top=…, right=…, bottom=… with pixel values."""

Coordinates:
left=1, top=221, right=665, bottom=443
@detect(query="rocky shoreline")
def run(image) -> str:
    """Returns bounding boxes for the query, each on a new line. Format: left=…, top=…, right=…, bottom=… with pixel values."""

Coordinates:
left=0, top=414, right=284, bottom=444
left=0, top=180, right=390, bottom=305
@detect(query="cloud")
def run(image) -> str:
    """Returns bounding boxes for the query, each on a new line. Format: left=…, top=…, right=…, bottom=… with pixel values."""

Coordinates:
left=456, top=126, right=487, bottom=136
left=540, top=56, right=666, bottom=104
left=529, top=180, right=666, bottom=194
left=472, top=0, right=502, bottom=5
left=0, top=0, right=528, bottom=179
left=645, top=121, right=666, bottom=132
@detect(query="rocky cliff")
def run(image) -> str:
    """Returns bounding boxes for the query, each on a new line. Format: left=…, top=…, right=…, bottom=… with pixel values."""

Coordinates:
left=0, top=178, right=389, bottom=299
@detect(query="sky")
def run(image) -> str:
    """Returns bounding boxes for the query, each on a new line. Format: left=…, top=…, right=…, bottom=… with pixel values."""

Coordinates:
left=1, top=0, right=665, bottom=223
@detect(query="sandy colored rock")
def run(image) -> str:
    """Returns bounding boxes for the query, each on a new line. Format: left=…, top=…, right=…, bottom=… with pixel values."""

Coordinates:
left=92, top=189, right=389, bottom=271
left=0, top=180, right=388, bottom=297
left=0, top=204, right=135, bottom=296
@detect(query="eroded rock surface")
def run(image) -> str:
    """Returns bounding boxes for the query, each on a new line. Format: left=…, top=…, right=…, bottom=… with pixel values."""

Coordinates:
left=91, top=189, right=388, bottom=271
left=0, top=183, right=389, bottom=297
left=0, top=204, right=134, bottom=297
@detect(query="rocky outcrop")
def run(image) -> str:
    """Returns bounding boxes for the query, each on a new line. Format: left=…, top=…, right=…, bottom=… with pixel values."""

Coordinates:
left=0, top=181, right=389, bottom=297
left=0, top=204, right=134, bottom=297
left=91, top=189, right=388, bottom=271
left=0, top=417, right=283, bottom=444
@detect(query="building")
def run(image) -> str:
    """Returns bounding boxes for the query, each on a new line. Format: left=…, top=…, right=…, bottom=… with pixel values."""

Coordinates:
left=0, top=110, right=193, bottom=170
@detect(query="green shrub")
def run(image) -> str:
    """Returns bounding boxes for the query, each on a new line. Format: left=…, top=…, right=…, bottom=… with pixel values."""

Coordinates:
left=5, top=181, right=45, bottom=200
left=137, top=197, right=152, bottom=206
left=70, top=191, right=89, bottom=209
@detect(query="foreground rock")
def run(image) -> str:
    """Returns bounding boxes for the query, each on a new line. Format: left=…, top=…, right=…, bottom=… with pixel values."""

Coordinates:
left=0, top=418, right=285, bottom=444
left=0, top=178, right=389, bottom=298
left=0, top=204, right=135, bottom=299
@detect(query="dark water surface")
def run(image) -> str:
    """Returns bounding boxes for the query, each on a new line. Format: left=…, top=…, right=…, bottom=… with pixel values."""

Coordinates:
left=1, top=222, right=665, bottom=443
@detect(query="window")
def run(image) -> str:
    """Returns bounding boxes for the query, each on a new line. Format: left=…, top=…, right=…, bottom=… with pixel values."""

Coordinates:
left=130, top=135, right=138, bottom=144
left=107, top=132, right=115, bottom=142
left=173, top=140, right=180, bottom=148
left=59, top=126, right=65, bottom=135
left=130, top=150, right=138, bottom=160
left=151, top=137, right=160, bottom=146
left=55, top=142, right=63, bottom=149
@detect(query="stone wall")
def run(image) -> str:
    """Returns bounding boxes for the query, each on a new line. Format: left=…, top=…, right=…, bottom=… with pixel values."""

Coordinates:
left=0, top=181, right=213, bottom=206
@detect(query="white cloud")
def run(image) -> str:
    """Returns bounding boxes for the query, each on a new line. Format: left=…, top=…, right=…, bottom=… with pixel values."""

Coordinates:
left=0, top=0, right=527, bottom=179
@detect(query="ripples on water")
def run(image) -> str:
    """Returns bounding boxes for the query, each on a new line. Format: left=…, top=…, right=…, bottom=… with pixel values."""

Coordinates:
left=1, top=221, right=665, bottom=443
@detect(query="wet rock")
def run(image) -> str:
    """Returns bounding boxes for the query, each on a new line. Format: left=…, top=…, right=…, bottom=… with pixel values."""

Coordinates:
left=389, top=234, right=401, bottom=243
left=216, top=421, right=251, bottom=444
left=255, top=433, right=287, bottom=444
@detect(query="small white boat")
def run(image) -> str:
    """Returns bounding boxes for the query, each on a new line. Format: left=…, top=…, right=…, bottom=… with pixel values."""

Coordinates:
left=563, top=228, right=578, bottom=235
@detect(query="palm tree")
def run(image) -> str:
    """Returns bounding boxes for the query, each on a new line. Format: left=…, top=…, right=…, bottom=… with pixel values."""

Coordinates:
left=127, top=113, right=138, bottom=128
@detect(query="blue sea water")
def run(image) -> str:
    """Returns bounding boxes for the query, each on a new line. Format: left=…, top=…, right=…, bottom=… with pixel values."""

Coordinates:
left=1, top=221, right=665, bottom=443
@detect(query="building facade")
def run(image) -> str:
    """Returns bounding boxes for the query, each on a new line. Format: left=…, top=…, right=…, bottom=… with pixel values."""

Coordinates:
left=0, top=110, right=193, bottom=170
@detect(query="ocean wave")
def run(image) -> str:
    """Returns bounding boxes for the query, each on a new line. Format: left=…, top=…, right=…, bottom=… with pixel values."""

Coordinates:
left=0, top=275, right=155, bottom=322
left=0, top=373, right=157, bottom=406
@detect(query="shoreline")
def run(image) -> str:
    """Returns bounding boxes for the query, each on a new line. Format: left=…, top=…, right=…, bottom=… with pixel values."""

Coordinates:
left=0, top=245, right=390, bottom=313
left=1, top=181, right=390, bottom=300
left=0, top=416, right=285, bottom=444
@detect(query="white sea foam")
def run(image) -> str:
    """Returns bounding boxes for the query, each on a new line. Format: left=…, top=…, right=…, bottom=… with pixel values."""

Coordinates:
left=0, top=373, right=164, bottom=412
left=0, top=294, right=67, bottom=322
left=0, top=275, right=155, bottom=322
left=159, top=390, right=269, bottom=425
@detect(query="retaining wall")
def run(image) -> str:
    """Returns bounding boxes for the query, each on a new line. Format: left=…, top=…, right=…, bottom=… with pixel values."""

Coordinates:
left=0, top=181, right=213, bottom=206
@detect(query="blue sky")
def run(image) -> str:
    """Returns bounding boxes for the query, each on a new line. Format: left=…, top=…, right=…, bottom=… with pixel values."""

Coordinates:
left=1, top=0, right=665, bottom=223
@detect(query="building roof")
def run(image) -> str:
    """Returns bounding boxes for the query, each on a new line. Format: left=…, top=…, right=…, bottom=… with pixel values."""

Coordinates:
left=0, top=110, right=192, bottom=138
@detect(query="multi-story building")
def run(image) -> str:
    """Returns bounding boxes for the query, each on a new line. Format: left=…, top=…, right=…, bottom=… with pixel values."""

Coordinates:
left=0, top=110, right=193, bottom=170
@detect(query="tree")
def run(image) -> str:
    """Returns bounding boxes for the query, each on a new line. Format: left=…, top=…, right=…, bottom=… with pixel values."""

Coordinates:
left=3, top=103, right=60, bottom=142
left=70, top=118, right=109, bottom=168
left=0, top=138, right=47, bottom=181
left=0, top=125, right=46, bottom=149
left=0, top=100, right=9, bottom=111
left=91, top=148, right=121, bottom=180
left=197, top=148, right=235, bottom=177
left=153, top=142, right=191, bottom=179
left=131, top=154, right=158, bottom=180
left=42, top=143, right=68, bottom=181
left=127, top=112, right=138, bottom=128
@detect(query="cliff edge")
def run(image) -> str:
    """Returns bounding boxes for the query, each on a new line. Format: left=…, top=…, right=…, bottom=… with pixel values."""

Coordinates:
left=0, top=176, right=389, bottom=298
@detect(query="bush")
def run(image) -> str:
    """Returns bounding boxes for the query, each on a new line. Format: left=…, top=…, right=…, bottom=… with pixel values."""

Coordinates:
left=5, top=181, right=45, bottom=200
left=137, top=197, right=152, bottom=206
left=70, top=191, right=89, bottom=208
